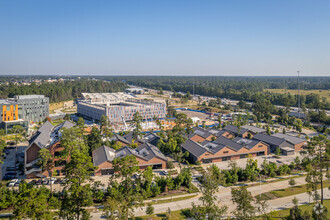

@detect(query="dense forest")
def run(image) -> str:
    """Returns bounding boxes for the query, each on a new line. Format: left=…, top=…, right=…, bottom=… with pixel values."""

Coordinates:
left=96, top=76, right=330, bottom=110
left=0, top=79, right=127, bottom=103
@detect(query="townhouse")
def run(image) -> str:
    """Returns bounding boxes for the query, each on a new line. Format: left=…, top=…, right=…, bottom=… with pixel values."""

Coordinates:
left=92, top=142, right=168, bottom=175
left=271, top=133, right=307, bottom=151
left=253, top=133, right=295, bottom=155
left=181, top=136, right=269, bottom=164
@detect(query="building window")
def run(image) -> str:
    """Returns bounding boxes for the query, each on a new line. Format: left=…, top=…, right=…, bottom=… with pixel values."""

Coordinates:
left=223, top=151, right=229, bottom=154
left=258, top=145, right=264, bottom=148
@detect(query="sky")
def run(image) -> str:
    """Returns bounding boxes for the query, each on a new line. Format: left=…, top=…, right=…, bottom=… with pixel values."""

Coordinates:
left=0, top=0, right=330, bottom=76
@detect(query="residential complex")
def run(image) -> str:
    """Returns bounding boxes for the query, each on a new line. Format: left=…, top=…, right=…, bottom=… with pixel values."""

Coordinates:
left=92, top=142, right=167, bottom=175
left=25, top=121, right=75, bottom=178
left=77, top=93, right=166, bottom=123
left=0, top=95, right=49, bottom=133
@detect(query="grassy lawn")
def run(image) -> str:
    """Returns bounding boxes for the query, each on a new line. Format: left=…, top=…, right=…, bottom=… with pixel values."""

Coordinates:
left=269, top=199, right=330, bottom=219
left=259, top=181, right=330, bottom=200
left=132, top=209, right=188, bottom=220
left=264, top=89, right=330, bottom=102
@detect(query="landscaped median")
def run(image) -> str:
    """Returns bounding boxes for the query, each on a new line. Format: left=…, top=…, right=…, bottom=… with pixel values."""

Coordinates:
left=258, top=181, right=330, bottom=200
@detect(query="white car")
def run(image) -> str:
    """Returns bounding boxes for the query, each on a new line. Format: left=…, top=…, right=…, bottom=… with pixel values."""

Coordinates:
left=49, top=177, right=56, bottom=185
left=8, top=179, right=18, bottom=187
left=162, top=171, right=168, bottom=175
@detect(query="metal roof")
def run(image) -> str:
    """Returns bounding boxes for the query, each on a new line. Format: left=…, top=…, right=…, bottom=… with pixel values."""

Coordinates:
left=253, top=133, right=286, bottom=146
left=271, top=133, right=306, bottom=145
left=242, top=125, right=266, bottom=134
left=223, top=124, right=249, bottom=135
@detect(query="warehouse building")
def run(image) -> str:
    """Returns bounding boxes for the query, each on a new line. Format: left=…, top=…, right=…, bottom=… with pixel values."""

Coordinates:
left=77, top=93, right=166, bottom=123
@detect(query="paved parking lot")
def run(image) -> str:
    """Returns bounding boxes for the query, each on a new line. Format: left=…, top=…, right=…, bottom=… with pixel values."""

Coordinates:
left=1, top=143, right=27, bottom=180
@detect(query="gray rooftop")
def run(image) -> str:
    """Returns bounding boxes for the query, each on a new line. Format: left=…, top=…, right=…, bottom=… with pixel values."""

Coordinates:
left=181, top=139, right=208, bottom=157
left=223, top=124, right=249, bottom=135
left=271, top=133, right=306, bottom=145
left=193, top=127, right=213, bottom=139
left=253, top=133, right=286, bottom=146
left=233, top=137, right=265, bottom=149
left=92, top=142, right=167, bottom=166
left=28, top=120, right=75, bottom=149
left=213, top=136, right=244, bottom=151
left=242, top=125, right=266, bottom=134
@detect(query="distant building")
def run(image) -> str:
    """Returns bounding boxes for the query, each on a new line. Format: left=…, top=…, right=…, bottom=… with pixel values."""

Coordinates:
left=77, top=93, right=166, bottom=123
left=0, top=95, right=49, bottom=133
left=125, top=87, right=145, bottom=94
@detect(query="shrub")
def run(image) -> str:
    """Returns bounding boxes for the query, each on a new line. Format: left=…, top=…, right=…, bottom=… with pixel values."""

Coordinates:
left=166, top=161, right=174, bottom=169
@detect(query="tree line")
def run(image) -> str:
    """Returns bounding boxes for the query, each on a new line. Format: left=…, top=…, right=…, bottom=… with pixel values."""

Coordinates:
left=0, top=79, right=127, bottom=103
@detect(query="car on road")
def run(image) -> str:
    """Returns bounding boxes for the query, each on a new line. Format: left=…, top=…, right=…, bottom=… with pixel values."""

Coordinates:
left=162, top=170, right=168, bottom=175
left=8, top=179, right=18, bottom=187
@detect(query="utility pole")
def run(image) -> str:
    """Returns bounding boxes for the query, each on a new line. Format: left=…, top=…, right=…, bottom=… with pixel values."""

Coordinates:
left=297, top=71, right=300, bottom=119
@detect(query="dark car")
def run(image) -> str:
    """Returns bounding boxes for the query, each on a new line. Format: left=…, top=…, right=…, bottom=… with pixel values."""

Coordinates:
left=35, top=179, right=42, bottom=185
left=6, top=167, right=16, bottom=171
left=6, top=171, right=16, bottom=176
left=3, top=175, right=15, bottom=180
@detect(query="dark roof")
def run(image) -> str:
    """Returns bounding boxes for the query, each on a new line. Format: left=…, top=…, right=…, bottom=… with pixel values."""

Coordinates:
left=213, top=136, right=244, bottom=151
left=233, top=137, right=265, bottom=149
left=141, top=133, right=162, bottom=146
left=201, top=140, right=226, bottom=154
left=92, top=145, right=116, bottom=167
left=28, top=120, right=75, bottom=149
left=271, top=133, right=306, bottom=145
left=253, top=133, right=286, bottom=146
left=38, top=121, right=53, bottom=133
left=123, top=132, right=143, bottom=144
left=111, top=133, right=130, bottom=145
left=192, top=127, right=213, bottom=139
left=223, top=124, right=249, bottom=135
left=92, top=143, right=167, bottom=166
left=181, top=139, right=208, bottom=157
left=242, top=125, right=266, bottom=134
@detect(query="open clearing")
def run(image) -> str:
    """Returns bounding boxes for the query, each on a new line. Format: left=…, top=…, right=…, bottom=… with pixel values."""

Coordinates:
left=264, top=89, right=330, bottom=102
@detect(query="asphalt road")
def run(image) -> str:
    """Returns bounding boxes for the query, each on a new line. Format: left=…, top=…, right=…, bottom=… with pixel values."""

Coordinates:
left=90, top=175, right=329, bottom=218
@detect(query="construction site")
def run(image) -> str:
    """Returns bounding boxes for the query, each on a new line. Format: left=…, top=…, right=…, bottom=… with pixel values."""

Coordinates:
left=77, top=92, right=168, bottom=132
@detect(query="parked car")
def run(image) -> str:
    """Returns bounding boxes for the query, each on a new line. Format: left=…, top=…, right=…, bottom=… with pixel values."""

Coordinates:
left=60, top=178, right=67, bottom=185
left=35, top=179, right=42, bottom=185
left=6, top=167, right=16, bottom=171
left=3, top=175, right=15, bottom=181
left=14, top=179, right=22, bottom=186
left=8, top=179, right=18, bottom=187
left=49, top=177, right=56, bottom=185
left=162, top=170, right=168, bottom=175
left=42, top=179, right=49, bottom=185
left=6, top=171, right=16, bottom=176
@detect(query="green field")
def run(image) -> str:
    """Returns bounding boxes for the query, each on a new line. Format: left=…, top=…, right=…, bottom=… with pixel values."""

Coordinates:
left=264, top=89, right=330, bottom=102
left=270, top=199, right=330, bottom=219
left=259, top=181, right=330, bottom=200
